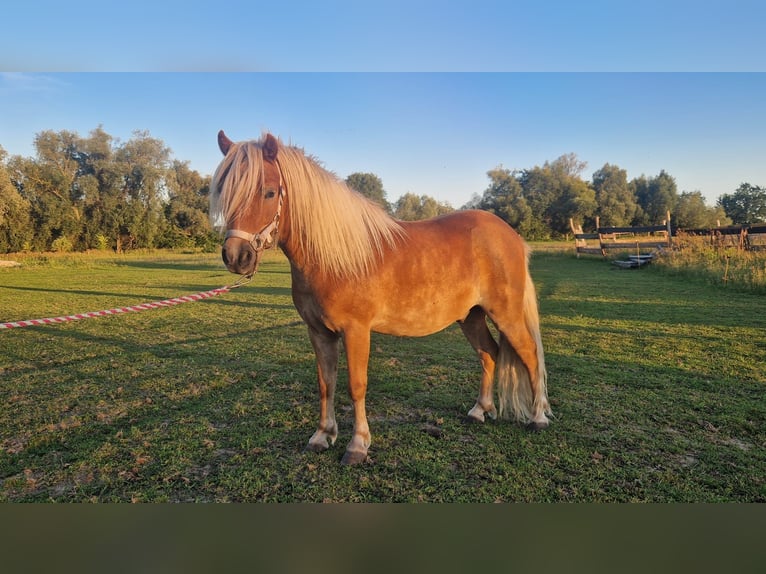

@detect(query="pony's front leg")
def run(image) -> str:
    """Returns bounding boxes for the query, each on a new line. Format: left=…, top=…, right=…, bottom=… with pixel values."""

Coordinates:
left=306, top=326, right=340, bottom=453
left=341, top=327, right=371, bottom=465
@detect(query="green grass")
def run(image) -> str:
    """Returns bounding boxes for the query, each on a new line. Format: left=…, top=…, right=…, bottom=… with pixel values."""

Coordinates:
left=650, top=234, right=766, bottom=294
left=1, top=247, right=764, bottom=502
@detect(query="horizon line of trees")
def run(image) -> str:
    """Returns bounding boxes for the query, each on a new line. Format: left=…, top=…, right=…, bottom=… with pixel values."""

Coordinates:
left=2, top=127, right=765, bottom=253
left=1, top=127, right=216, bottom=254
left=465, top=154, right=765, bottom=240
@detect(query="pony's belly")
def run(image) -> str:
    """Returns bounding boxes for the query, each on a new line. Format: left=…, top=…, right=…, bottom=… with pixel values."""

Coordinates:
left=371, top=320, right=456, bottom=338
left=369, top=304, right=468, bottom=337
left=365, top=279, right=478, bottom=337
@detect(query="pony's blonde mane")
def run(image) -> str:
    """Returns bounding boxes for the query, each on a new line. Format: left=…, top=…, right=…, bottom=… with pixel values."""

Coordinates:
left=210, top=135, right=405, bottom=279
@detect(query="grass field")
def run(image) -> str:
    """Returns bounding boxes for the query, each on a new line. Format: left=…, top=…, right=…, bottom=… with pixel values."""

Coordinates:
left=652, top=233, right=766, bottom=294
left=1, top=247, right=764, bottom=502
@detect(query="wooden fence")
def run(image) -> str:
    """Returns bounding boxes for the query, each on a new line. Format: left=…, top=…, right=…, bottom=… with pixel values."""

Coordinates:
left=570, top=214, right=766, bottom=259
left=570, top=213, right=672, bottom=258
left=678, top=223, right=766, bottom=251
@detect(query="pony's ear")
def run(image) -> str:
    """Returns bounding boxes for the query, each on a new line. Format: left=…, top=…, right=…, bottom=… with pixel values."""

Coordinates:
left=263, top=133, right=279, bottom=162
left=218, top=130, right=233, bottom=155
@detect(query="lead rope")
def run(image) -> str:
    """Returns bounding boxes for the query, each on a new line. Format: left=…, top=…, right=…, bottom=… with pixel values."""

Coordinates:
left=0, top=274, right=253, bottom=330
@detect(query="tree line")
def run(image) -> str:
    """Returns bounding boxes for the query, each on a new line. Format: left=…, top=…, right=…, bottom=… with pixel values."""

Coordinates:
left=1, top=128, right=215, bottom=254
left=465, top=154, right=766, bottom=240
left=2, top=128, right=765, bottom=253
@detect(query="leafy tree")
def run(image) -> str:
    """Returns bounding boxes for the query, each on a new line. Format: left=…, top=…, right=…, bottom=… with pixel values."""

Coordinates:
left=591, top=163, right=638, bottom=226
left=76, top=127, right=122, bottom=249
left=477, top=167, right=535, bottom=234
left=392, top=192, right=453, bottom=221
left=632, top=170, right=678, bottom=225
left=517, top=154, right=595, bottom=237
left=550, top=177, right=597, bottom=233
left=162, top=160, right=214, bottom=248
left=33, top=130, right=81, bottom=198
left=7, top=153, right=81, bottom=251
left=675, top=191, right=731, bottom=228
left=461, top=192, right=483, bottom=210
left=551, top=152, right=588, bottom=179
left=112, top=130, right=171, bottom=250
left=4, top=127, right=200, bottom=253
left=345, top=172, right=390, bottom=212
left=0, top=146, right=33, bottom=253
left=518, top=165, right=558, bottom=227
left=717, top=183, right=766, bottom=224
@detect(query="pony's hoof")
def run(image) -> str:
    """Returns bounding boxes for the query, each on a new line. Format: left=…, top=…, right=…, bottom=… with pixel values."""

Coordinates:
left=466, top=405, right=486, bottom=422
left=526, top=421, right=549, bottom=432
left=341, top=450, right=369, bottom=465
left=306, top=429, right=337, bottom=452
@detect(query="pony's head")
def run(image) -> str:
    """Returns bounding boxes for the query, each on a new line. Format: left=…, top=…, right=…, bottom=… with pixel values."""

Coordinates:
left=211, top=130, right=284, bottom=276
left=211, top=130, right=405, bottom=279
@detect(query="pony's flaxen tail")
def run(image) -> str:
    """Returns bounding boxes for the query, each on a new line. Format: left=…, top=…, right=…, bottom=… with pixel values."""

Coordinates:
left=496, top=266, right=551, bottom=426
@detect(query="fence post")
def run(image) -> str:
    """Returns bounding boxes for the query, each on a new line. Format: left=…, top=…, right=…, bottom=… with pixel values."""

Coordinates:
left=569, top=218, right=579, bottom=257
left=666, top=211, right=672, bottom=248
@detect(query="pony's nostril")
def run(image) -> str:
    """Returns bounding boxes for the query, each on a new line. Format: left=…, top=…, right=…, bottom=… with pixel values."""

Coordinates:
left=238, top=249, right=253, bottom=269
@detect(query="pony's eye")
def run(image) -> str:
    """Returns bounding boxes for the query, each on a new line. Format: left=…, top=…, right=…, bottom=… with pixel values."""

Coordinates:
left=264, top=189, right=276, bottom=199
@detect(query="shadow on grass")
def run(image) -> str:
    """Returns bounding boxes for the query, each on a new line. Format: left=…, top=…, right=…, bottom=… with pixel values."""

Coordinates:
left=4, top=340, right=764, bottom=502
left=112, top=260, right=224, bottom=272
left=112, top=258, right=292, bottom=276
left=0, top=316, right=306, bottom=380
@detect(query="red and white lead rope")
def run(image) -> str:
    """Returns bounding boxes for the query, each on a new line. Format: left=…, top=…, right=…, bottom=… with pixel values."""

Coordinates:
left=0, top=276, right=252, bottom=330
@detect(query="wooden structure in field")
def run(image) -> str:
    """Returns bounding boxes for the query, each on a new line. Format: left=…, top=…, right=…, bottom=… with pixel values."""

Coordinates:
left=746, top=224, right=766, bottom=250
left=570, top=212, right=672, bottom=258
left=680, top=223, right=766, bottom=251
left=570, top=214, right=766, bottom=265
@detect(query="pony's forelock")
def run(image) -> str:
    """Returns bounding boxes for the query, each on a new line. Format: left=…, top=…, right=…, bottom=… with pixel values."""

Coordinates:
left=209, top=141, right=265, bottom=228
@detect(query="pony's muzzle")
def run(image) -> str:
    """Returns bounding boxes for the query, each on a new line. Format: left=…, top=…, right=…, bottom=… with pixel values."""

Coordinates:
left=222, top=239, right=257, bottom=276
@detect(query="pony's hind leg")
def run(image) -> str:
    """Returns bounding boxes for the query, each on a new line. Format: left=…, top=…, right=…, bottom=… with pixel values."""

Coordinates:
left=306, top=325, right=340, bottom=452
left=459, top=307, right=499, bottom=423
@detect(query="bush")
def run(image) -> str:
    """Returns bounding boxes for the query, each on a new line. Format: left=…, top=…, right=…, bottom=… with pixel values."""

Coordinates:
left=196, top=232, right=222, bottom=253
left=95, top=234, right=110, bottom=251
left=51, top=236, right=74, bottom=253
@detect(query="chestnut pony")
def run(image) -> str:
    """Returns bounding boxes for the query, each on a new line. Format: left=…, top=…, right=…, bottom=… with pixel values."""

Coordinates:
left=211, top=131, right=551, bottom=465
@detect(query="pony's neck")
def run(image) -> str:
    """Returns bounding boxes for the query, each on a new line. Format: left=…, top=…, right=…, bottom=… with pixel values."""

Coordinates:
left=275, top=197, right=312, bottom=274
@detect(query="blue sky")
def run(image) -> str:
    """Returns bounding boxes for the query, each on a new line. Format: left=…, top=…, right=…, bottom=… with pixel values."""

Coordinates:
left=2, top=1, right=765, bottom=72
left=1, top=2, right=765, bottom=208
